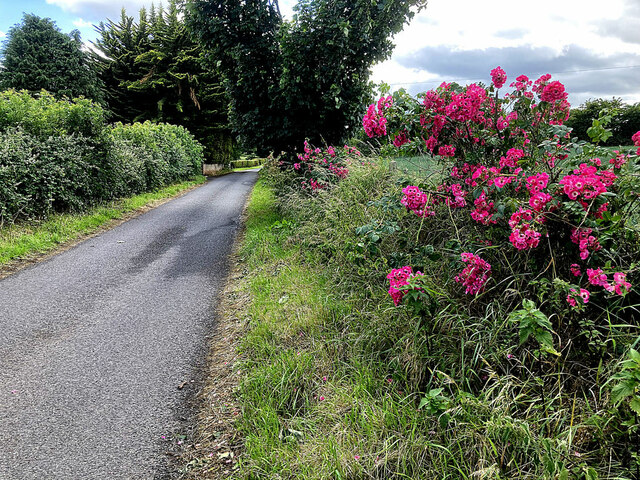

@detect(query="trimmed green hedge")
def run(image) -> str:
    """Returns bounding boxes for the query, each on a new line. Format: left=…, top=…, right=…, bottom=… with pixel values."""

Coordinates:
left=0, top=90, right=204, bottom=223
left=230, top=158, right=265, bottom=168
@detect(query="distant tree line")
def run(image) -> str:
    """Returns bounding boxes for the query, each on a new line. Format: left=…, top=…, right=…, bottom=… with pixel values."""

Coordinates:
left=0, top=0, right=432, bottom=160
left=565, top=98, right=640, bottom=146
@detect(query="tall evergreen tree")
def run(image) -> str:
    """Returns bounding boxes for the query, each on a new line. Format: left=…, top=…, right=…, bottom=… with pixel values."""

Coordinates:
left=91, top=8, right=155, bottom=122
left=92, top=1, right=235, bottom=163
left=0, top=14, right=103, bottom=102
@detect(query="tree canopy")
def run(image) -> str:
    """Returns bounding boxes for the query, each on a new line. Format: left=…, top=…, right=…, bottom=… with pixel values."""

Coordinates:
left=0, top=14, right=103, bottom=102
left=187, top=0, right=428, bottom=156
left=566, top=98, right=640, bottom=146
left=92, top=1, right=237, bottom=163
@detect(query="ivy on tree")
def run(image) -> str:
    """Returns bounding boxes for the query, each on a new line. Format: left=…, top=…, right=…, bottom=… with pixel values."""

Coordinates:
left=187, top=0, right=428, bottom=156
left=0, top=14, right=103, bottom=103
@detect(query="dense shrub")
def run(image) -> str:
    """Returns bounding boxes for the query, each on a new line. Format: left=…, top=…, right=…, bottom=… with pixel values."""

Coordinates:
left=109, top=121, right=203, bottom=191
left=230, top=158, right=266, bottom=169
left=0, top=89, right=106, bottom=138
left=0, top=90, right=204, bottom=224
left=0, top=128, right=99, bottom=221
left=360, top=70, right=638, bottom=329
left=566, top=98, right=640, bottom=146
left=258, top=69, right=640, bottom=478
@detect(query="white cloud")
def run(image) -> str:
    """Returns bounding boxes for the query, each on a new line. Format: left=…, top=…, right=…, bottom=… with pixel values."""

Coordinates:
left=45, top=0, right=153, bottom=21
left=0, top=31, right=6, bottom=39
left=371, top=0, right=640, bottom=105
left=73, top=18, right=94, bottom=29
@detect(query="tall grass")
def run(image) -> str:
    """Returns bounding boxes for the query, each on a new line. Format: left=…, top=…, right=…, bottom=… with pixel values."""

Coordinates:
left=229, top=162, right=639, bottom=479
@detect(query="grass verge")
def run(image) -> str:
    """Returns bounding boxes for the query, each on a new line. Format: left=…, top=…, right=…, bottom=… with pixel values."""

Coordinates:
left=185, top=173, right=460, bottom=478
left=185, top=158, right=639, bottom=479
left=177, top=179, right=283, bottom=478
left=0, top=175, right=206, bottom=276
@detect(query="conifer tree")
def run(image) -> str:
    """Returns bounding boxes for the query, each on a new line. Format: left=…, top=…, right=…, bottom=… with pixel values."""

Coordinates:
left=0, top=14, right=103, bottom=102
left=91, top=8, right=155, bottom=122
left=92, top=1, right=235, bottom=163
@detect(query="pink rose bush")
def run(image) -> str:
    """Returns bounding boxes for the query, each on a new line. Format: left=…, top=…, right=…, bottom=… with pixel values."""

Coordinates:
left=289, top=140, right=360, bottom=192
left=363, top=95, right=393, bottom=138
left=365, top=68, right=636, bottom=313
left=490, top=66, right=507, bottom=89
left=454, top=253, right=491, bottom=295
left=387, top=266, right=424, bottom=306
left=401, top=185, right=435, bottom=218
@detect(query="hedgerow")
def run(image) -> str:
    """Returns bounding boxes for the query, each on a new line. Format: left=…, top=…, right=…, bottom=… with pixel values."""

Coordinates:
left=246, top=69, right=640, bottom=478
left=0, top=90, right=203, bottom=223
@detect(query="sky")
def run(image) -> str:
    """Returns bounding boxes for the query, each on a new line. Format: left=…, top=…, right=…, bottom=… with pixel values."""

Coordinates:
left=1, top=0, right=639, bottom=107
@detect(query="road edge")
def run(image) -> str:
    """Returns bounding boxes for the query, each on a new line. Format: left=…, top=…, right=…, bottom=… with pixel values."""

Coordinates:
left=0, top=180, right=208, bottom=281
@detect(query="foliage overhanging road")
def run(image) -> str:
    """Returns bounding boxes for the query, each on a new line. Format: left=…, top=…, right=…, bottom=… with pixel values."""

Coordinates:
left=0, top=171, right=258, bottom=479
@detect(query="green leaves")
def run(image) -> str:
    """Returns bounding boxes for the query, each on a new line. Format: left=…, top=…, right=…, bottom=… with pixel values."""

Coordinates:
left=189, top=0, right=428, bottom=155
left=0, top=89, right=204, bottom=224
left=566, top=97, right=640, bottom=146
left=418, top=388, right=450, bottom=415
left=93, top=0, right=236, bottom=163
left=509, top=299, right=560, bottom=356
left=586, top=110, right=614, bottom=145
left=610, top=348, right=640, bottom=414
left=0, top=14, right=103, bottom=103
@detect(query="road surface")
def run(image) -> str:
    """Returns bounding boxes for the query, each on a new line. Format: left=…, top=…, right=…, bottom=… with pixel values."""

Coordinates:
left=0, top=171, right=258, bottom=479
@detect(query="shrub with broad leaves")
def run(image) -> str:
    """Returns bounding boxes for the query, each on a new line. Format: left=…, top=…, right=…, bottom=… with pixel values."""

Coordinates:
left=0, top=90, right=204, bottom=223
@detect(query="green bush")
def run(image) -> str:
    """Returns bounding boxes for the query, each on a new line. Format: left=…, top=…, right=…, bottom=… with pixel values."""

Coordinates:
left=230, top=158, right=265, bottom=168
left=0, top=89, right=106, bottom=138
left=0, top=90, right=204, bottom=224
left=0, top=127, right=100, bottom=221
left=566, top=98, right=640, bottom=146
left=256, top=159, right=640, bottom=478
left=109, top=121, right=203, bottom=191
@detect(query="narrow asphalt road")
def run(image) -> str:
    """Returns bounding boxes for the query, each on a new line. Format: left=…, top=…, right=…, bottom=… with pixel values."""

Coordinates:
left=0, top=171, right=258, bottom=479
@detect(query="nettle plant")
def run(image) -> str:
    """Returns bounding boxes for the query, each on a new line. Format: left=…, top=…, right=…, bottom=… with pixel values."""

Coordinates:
left=366, top=68, right=639, bottom=352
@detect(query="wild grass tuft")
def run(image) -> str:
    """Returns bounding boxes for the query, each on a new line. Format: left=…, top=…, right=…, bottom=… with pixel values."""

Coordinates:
left=229, top=164, right=639, bottom=479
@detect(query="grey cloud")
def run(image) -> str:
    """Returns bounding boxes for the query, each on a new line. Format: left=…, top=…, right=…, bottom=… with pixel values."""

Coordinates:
left=598, top=19, right=640, bottom=44
left=596, top=0, right=640, bottom=44
left=394, top=44, right=640, bottom=104
left=397, top=44, right=633, bottom=78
